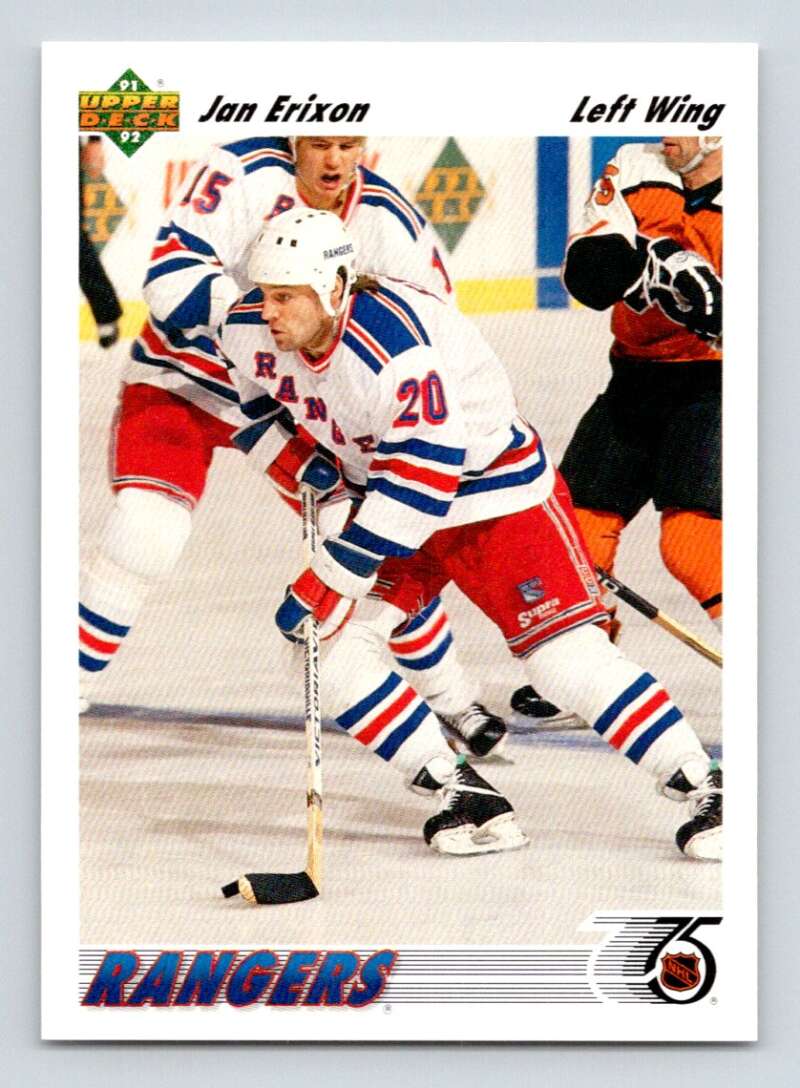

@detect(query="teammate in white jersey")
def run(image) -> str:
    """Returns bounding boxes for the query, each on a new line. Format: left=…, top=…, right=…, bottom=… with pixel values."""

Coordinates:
left=79, top=137, right=504, bottom=758
left=217, top=209, right=723, bottom=860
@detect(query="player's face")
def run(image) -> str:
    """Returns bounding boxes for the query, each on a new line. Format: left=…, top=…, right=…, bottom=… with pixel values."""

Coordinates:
left=294, top=137, right=365, bottom=210
left=661, top=137, right=702, bottom=171
left=259, top=284, right=334, bottom=353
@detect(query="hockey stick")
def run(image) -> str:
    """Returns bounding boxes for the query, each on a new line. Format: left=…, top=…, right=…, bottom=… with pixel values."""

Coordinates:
left=222, top=487, right=323, bottom=904
left=595, top=567, right=722, bottom=668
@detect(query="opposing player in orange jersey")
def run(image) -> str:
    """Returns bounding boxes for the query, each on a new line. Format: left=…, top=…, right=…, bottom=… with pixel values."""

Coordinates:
left=513, top=136, right=722, bottom=723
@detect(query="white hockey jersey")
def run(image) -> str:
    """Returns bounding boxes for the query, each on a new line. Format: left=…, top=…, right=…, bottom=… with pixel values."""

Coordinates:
left=127, top=138, right=453, bottom=425
left=219, top=278, right=554, bottom=563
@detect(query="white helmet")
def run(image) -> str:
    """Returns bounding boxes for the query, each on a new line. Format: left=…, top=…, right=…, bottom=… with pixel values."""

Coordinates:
left=674, top=135, right=723, bottom=175
left=247, top=209, right=357, bottom=317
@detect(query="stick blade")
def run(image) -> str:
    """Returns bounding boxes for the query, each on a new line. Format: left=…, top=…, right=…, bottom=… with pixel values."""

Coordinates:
left=221, top=871, right=319, bottom=905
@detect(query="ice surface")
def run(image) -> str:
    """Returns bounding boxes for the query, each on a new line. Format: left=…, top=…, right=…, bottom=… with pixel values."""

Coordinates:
left=78, top=309, right=721, bottom=944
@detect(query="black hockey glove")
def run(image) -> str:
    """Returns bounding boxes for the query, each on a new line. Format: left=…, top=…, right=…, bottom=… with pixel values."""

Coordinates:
left=641, top=237, right=722, bottom=347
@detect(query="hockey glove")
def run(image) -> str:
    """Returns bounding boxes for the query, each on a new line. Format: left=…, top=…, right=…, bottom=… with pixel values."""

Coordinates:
left=268, top=435, right=342, bottom=500
left=275, top=535, right=378, bottom=643
left=641, top=237, right=722, bottom=346
left=275, top=569, right=356, bottom=643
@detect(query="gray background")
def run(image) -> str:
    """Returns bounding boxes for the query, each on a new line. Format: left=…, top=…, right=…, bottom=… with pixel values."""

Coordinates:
left=3, top=1, right=796, bottom=1083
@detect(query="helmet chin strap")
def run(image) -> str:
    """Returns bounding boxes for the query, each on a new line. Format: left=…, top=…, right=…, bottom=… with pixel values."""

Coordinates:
left=675, top=136, right=722, bottom=176
left=303, top=298, right=348, bottom=364
left=318, top=272, right=353, bottom=319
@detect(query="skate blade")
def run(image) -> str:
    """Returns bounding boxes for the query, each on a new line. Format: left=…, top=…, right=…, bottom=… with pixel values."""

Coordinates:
left=508, top=711, right=586, bottom=733
left=445, top=729, right=515, bottom=764
left=682, top=828, right=722, bottom=861
left=429, top=814, right=529, bottom=856
left=473, top=811, right=529, bottom=850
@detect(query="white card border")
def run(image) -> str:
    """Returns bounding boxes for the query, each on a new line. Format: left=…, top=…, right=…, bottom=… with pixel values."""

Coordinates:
left=42, top=40, right=758, bottom=1043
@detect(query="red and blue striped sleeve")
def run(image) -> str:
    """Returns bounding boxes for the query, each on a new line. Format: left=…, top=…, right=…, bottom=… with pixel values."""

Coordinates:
left=142, top=145, right=255, bottom=333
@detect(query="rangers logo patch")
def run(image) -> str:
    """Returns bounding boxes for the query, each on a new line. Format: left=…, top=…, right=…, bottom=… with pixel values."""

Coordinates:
left=517, top=577, right=545, bottom=603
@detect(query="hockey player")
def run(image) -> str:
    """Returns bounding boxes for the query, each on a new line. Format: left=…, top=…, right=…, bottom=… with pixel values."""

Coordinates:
left=79, top=136, right=504, bottom=758
left=513, top=135, right=723, bottom=722
left=79, top=137, right=122, bottom=348
left=218, top=209, right=723, bottom=860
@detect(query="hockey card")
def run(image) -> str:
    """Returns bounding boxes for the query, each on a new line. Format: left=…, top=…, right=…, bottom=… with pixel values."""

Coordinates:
left=42, top=41, right=757, bottom=1041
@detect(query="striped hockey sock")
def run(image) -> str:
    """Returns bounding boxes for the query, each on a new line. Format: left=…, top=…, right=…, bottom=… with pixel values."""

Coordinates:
left=525, top=624, right=710, bottom=784
left=388, top=597, right=479, bottom=716
left=591, top=670, right=708, bottom=781
left=335, top=671, right=456, bottom=782
left=79, top=551, right=152, bottom=699
left=79, top=602, right=131, bottom=675
left=79, top=489, right=193, bottom=708
left=389, top=598, right=452, bottom=671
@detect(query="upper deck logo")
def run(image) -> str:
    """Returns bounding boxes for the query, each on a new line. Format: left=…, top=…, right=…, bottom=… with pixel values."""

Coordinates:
left=79, top=68, right=179, bottom=157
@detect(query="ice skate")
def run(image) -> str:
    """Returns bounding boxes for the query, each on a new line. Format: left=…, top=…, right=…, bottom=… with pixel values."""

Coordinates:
left=97, top=321, right=120, bottom=349
left=662, top=762, right=722, bottom=861
left=439, top=702, right=509, bottom=760
left=509, top=685, right=585, bottom=730
left=413, top=757, right=528, bottom=856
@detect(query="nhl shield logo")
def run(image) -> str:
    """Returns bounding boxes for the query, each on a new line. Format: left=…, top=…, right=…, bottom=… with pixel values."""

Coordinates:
left=660, top=952, right=701, bottom=992
left=517, top=577, right=545, bottom=604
